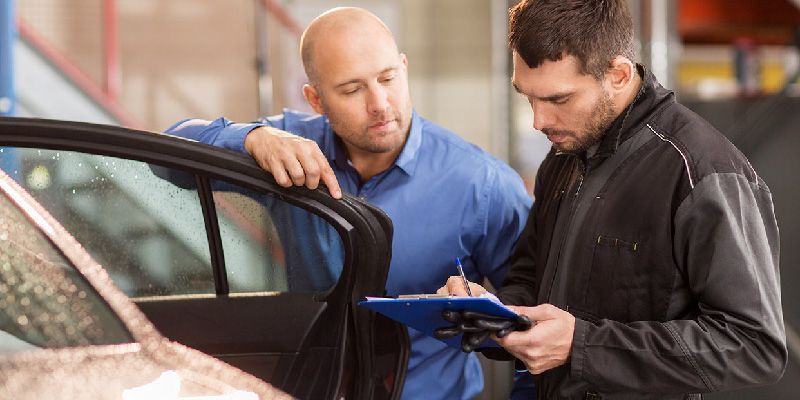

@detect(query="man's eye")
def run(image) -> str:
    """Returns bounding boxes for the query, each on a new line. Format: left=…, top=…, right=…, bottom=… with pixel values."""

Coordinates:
left=343, top=88, right=360, bottom=95
left=552, top=98, right=569, bottom=105
left=380, top=76, right=395, bottom=84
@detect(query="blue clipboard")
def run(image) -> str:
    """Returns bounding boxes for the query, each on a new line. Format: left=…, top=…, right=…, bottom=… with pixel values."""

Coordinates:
left=358, top=295, right=518, bottom=349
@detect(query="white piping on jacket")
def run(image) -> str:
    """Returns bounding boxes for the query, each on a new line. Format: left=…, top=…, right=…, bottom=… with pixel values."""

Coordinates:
left=646, top=123, right=695, bottom=189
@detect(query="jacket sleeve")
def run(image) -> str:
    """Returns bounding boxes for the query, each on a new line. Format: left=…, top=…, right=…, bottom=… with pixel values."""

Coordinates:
left=572, top=172, right=787, bottom=393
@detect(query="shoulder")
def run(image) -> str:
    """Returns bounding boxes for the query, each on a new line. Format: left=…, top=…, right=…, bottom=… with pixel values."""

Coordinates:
left=417, top=116, right=521, bottom=182
left=415, top=117, right=531, bottom=218
left=646, top=102, right=762, bottom=189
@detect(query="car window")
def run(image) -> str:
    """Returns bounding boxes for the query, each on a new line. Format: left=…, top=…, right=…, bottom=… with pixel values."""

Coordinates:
left=0, top=192, right=133, bottom=352
left=212, top=181, right=344, bottom=293
left=7, top=147, right=345, bottom=298
left=9, top=148, right=214, bottom=297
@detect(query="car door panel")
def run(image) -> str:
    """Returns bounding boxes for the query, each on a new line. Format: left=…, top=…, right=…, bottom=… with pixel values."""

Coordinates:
left=135, top=293, right=331, bottom=391
left=134, top=294, right=327, bottom=353
left=0, top=117, right=407, bottom=400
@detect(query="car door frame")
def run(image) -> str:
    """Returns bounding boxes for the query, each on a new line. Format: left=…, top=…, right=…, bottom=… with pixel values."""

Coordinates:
left=0, top=117, right=408, bottom=400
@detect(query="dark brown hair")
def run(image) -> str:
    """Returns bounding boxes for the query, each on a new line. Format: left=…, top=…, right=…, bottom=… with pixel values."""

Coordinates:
left=509, top=0, right=635, bottom=79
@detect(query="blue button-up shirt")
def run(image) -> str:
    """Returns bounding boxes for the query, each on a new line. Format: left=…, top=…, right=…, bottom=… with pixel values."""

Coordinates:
left=167, top=110, right=531, bottom=400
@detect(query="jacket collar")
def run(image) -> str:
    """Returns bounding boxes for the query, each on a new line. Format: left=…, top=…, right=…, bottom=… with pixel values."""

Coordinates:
left=590, top=64, right=674, bottom=163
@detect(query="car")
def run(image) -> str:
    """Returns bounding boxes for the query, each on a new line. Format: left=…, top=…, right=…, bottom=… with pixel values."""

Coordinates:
left=0, top=117, right=408, bottom=399
left=0, top=166, right=290, bottom=399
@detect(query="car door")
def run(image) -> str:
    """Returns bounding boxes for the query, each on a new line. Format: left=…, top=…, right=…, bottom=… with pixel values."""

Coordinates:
left=0, top=117, right=408, bottom=400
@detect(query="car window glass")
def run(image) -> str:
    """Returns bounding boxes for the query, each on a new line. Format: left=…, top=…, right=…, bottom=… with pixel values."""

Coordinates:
left=211, top=182, right=344, bottom=293
left=0, top=192, right=133, bottom=352
left=9, top=148, right=214, bottom=297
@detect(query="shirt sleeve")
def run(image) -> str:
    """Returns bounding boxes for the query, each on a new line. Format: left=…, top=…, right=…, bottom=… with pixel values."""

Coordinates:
left=164, top=117, right=277, bottom=155
left=571, top=172, right=786, bottom=393
left=472, top=162, right=532, bottom=289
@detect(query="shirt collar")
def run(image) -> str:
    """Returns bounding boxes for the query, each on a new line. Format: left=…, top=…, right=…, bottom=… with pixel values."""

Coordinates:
left=325, top=110, right=423, bottom=176
left=323, top=120, right=349, bottom=170
left=393, top=110, right=423, bottom=176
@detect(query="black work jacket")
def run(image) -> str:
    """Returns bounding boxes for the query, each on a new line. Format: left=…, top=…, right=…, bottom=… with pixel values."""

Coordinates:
left=497, top=66, right=786, bottom=399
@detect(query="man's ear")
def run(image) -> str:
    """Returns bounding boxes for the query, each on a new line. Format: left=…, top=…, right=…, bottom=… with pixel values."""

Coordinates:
left=303, top=84, right=325, bottom=115
left=606, top=56, right=636, bottom=93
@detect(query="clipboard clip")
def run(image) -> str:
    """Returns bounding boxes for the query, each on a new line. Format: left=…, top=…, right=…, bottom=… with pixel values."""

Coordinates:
left=396, top=293, right=452, bottom=299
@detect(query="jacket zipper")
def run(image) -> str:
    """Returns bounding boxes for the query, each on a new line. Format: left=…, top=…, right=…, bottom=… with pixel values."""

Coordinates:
left=574, top=173, right=584, bottom=197
left=544, top=159, right=588, bottom=302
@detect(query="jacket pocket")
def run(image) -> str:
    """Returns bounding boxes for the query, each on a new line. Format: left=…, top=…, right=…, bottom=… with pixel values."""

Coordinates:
left=583, top=235, right=647, bottom=322
left=567, top=306, right=601, bottom=324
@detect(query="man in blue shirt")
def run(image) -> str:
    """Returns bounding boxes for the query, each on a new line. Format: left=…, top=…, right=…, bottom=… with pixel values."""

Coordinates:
left=166, top=7, right=531, bottom=399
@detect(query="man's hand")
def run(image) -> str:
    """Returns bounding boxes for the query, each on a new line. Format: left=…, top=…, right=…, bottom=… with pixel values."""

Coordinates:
left=436, top=276, right=489, bottom=297
left=495, top=304, right=576, bottom=374
left=244, top=126, right=342, bottom=199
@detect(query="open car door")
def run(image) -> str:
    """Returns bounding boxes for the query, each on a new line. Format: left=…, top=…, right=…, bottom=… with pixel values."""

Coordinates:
left=0, top=117, right=408, bottom=399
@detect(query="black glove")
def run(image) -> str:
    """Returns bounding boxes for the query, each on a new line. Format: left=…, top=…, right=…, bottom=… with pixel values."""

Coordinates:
left=433, top=309, right=532, bottom=353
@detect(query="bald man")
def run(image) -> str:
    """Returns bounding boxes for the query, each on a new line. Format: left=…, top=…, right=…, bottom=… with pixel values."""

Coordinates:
left=166, top=7, right=531, bottom=399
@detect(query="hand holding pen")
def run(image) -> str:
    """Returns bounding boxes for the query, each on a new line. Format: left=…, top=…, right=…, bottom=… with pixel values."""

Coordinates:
left=437, top=258, right=487, bottom=297
left=455, top=258, right=473, bottom=296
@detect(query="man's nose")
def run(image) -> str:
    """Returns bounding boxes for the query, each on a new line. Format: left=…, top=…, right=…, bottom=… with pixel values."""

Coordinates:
left=531, top=101, right=552, bottom=132
left=367, top=85, right=390, bottom=115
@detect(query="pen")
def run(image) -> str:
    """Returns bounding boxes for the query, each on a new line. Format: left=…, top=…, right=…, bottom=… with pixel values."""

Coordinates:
left=455, top=257, right=473, bottom=297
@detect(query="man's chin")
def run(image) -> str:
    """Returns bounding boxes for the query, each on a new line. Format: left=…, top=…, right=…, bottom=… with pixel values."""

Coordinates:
left=552, top=136, right=603, bottom=153
left=361, top=133, right=406, bottom=153
left=552, top=142, right=577, bottom=152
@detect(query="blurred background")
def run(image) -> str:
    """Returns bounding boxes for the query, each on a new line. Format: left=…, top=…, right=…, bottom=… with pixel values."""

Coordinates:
left=1, top=0, right=799, bottom=398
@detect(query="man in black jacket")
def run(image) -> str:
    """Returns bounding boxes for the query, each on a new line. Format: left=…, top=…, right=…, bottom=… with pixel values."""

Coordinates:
left=439, top=0, right=786, bottom=398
